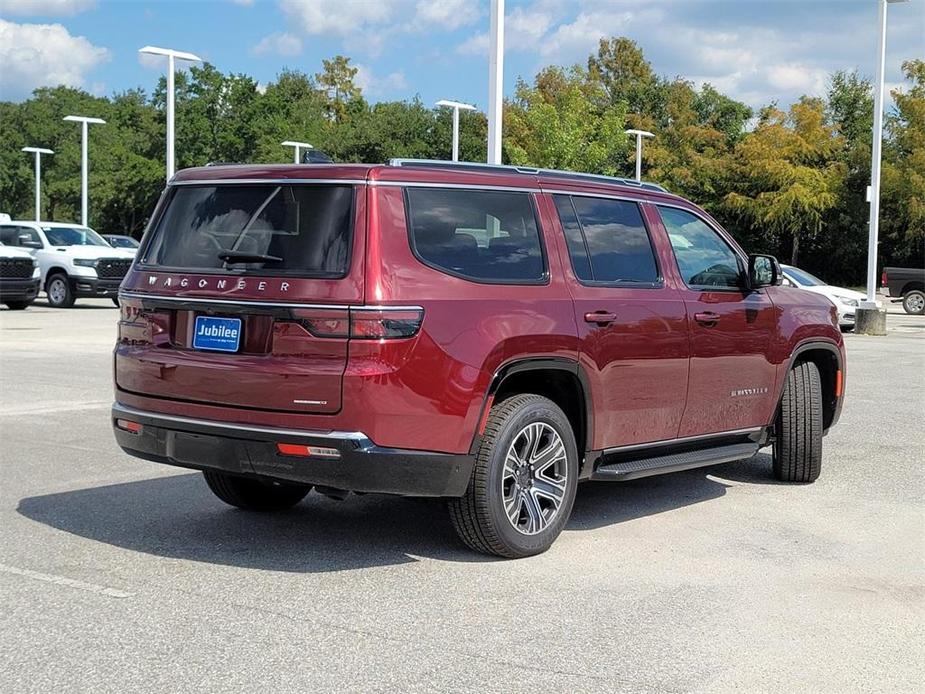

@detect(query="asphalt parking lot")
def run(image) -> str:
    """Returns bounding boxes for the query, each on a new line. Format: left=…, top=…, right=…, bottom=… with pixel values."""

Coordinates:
left=1, top=298, right=922, bottom=693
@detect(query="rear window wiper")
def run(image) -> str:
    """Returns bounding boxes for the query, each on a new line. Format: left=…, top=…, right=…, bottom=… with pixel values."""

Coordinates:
left=218, top=251, right=282, bottom=264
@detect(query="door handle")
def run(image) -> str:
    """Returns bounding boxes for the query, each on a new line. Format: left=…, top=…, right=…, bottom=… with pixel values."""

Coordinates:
left=694, top=311, right=721, bottom=326
left=584, top=311, right=617, bottom=326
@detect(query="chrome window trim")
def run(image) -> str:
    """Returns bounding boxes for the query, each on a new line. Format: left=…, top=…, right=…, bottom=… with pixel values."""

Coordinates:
left=371, top=180, right=539, bottom=193
left=119, top=290, right=422, bottom=312
left=602, top=427, right=763, bottom=455
left=169, top=178, right=368, bottom=186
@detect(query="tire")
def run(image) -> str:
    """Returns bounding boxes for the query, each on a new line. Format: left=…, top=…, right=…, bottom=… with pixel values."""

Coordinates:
left=773, top=360, right=823, bottom=483
left=448, top=394, right=579, bottom=558
left=202, top=470, right=311, bottom=511
left=902, top=289, right=925, bottom=315
left=46, top=273, right=75, bottom=308
left=111, top=297, right=120, bottom=307
left=4, top=300, right=32, bottom=310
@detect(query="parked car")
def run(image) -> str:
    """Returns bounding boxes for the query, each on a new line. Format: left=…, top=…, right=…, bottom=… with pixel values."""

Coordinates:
left=102, top=234, right=141, bottom=251
left=780, top=264, right=865, bottom=329
left=883, top=266, right=925, bottom=315
left=0, top=240, right=40, bottom=310
left=0, top=220, right=135, bottom=307
left=112, top=160, right=846, bottom=558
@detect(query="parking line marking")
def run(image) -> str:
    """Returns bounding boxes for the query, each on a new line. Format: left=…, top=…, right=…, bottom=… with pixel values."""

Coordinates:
left=0, top=563, right=133, bottom=599
left=0, top=401, right=110, bottom=417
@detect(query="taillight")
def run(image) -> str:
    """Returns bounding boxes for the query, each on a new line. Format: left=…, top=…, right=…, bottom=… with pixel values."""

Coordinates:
left=881, top=271, right=887, bottom=287
left=349, top=307, right=423, bottom=339
left=292, top=306, right=423, bottom=340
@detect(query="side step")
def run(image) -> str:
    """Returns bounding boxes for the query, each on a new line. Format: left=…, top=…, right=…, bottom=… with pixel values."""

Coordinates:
left=592, top=443, right=759, bottom=481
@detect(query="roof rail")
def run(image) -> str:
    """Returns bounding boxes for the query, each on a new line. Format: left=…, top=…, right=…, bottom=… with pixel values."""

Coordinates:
left=388, top=158, right=667, bottom=193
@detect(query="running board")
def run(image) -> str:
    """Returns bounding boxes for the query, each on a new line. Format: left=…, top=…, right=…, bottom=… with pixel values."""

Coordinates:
left=592, top=442, right=759, bottom=481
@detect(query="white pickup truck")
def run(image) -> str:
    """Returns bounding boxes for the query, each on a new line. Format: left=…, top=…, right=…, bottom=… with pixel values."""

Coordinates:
left=0, top=220, right=135, bottom=308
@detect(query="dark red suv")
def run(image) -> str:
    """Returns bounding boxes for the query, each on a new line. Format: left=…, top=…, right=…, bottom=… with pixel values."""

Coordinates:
left=112, top=160, right=845, bottom=557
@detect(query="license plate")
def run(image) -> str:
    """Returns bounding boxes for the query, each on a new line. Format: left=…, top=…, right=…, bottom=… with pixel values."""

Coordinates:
left=192, top=316, right=242, bottom=353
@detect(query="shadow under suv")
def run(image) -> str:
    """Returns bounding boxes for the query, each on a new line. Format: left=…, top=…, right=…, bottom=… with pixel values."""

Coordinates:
left=112, top=160, right=846, bottom=558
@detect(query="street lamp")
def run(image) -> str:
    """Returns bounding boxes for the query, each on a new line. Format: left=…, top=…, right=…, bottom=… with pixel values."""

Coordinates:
left=860, top=0, right=909, bottom=316
left=282, top=140, right=313, bottom=164
left=63, top=115, right=106, bottom=227
left=625, top=129, right=655, bottom=182
left=139, top=45, right=202, bottom=182
left=21, top=147, right=54, bottom=222
left=487, top=0, right=504, bottom=164
left=436, top=100, right=477, bottom=162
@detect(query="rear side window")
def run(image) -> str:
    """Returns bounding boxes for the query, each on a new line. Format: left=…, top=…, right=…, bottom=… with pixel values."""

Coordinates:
left=405, top=188, right=545, bottom=284
left=142, top=184, right=354, bottom=277
left=553, top=195, right=659, bottom=284
left=0, top=226, right=42, bottom=247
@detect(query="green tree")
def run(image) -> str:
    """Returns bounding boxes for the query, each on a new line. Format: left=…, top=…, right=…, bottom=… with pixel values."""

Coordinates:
left=724, top=99, right=844, bottom=265
left=315, top=55, right=362, bottom=124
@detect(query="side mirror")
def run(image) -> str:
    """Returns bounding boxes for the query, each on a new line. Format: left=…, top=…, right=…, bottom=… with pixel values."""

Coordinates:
left=20, top=239, right=42, bottom=250
left=748, top=254, right=780, bottom=289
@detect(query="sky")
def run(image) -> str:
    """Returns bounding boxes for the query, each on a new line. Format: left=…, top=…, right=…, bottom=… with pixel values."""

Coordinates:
left=0, top=0, right=922, bottom=110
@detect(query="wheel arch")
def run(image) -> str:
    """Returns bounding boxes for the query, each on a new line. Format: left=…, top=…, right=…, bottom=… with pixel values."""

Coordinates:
left=900, top=281, right=924, bottom=296
left=44, top=266, right=69, bottom=290
left=775, top=341, right=844, bottom=433
left=471, top=357, right=593, bottom=464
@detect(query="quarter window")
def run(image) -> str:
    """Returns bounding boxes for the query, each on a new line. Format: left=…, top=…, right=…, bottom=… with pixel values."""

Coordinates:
left=658, top=207, right=743, bottom=290
left=553, top=195, right=659, bottom=284
left=405, top=188, right=545, bottom=283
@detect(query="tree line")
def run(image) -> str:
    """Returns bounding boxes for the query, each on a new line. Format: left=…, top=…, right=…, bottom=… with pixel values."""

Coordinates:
left=0, top=40, right=921, bottom=284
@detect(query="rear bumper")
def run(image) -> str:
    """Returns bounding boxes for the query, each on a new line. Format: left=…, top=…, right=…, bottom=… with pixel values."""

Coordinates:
left=74, top=277, right=123, bottom=297
left=0, top=278, right=39, bottom=301
left=111, top=403, right=474, bottom=497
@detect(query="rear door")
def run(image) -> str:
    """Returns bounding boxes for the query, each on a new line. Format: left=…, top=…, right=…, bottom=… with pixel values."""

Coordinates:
left=116, top=182, right=364, bottom=415
left=548, top=192, right=689, bottom=449
left=652, top=204, right=778, bottom=436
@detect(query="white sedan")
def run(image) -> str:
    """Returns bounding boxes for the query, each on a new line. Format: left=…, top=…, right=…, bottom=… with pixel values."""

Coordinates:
left=781, top=265, right=865, bottom=330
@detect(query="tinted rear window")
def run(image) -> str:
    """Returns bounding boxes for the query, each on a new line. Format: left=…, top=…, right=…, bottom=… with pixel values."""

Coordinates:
left=405, top=188, right=545, bottom=283
left=553, top=195, right=659, bottom=284
left=142, top=184, right=353, bottom=277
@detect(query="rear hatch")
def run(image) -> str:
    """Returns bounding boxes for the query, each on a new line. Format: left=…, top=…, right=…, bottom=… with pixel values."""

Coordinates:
left=116, top=181, right=363, bottom=415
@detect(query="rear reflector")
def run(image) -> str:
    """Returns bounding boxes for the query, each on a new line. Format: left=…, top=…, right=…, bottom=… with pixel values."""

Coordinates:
left=276, top=443, right=341, bottom=458
left=116, top=419, right=142, bottom=434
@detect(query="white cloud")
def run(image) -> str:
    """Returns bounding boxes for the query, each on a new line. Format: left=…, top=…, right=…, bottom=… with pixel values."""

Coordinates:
left=0, top=18, right=109, bottom=100
left=251, top=31, right=302, bottom=57
left=413, top=0, right=479, bottom=31
left=279, top=0, right=397, bottom=37
left=354, top=63, right=408, bottom=97
left=0, top=0, right=95, bottom=16
left=766, top=63, right=829, bottom=96
left=458, top=6, right=553, bottom=56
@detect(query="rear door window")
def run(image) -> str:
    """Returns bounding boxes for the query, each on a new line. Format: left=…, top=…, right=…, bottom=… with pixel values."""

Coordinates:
left=0, top=226, right=42, bottom=248
left=142, top=184, right=354, bottom=277
left=553, top=195, right=659, bottom=285
left=405, top=188, right=545, bottom=284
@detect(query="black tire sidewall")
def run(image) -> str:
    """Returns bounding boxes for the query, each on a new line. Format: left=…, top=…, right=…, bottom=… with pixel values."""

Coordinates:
left=46, top=275, right=72, bottom=308
left=483, top=398, right=579, bottom=556
left=903, top=290, right=925, bottom=315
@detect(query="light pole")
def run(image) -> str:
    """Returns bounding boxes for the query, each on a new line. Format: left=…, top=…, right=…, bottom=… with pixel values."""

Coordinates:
left=625, top=129, right=655, bottom=182
left=487, top=0, right=504, bottom=164
left=436, top=100, right=477, bottom=162
left=63, top=116, right=105, bottom=227
left=139, top=45, right=202, bottom=182
left=21, top=147, right=54, bottom=222
left=282, top=140, right=313, bottom=164
left=860, top=0, right=909, bottom=315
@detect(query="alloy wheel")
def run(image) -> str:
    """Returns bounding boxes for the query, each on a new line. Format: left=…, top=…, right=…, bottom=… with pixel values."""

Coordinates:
left=500, top=422, right=569, bottom=535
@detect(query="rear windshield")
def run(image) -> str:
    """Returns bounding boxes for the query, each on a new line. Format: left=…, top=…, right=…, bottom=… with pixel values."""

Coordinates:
left=142, top=184, right=354, bottom=277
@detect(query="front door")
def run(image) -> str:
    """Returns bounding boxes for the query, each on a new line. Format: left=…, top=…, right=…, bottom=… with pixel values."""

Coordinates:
left=653, top=205, right=779, bottom=437
left=548, top=193, right=690, bottom=449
